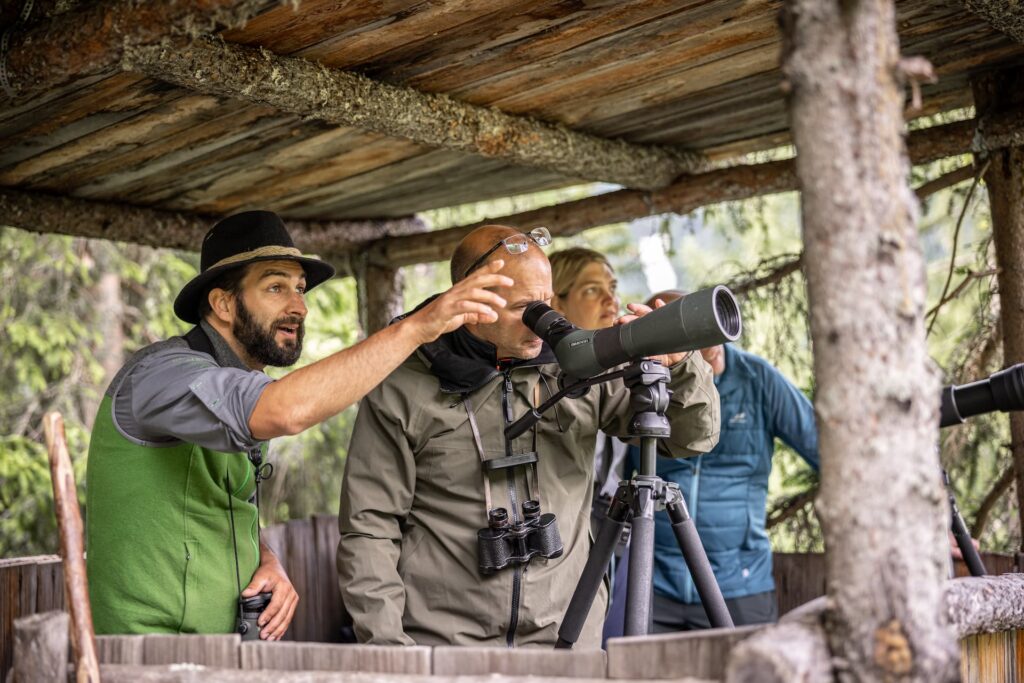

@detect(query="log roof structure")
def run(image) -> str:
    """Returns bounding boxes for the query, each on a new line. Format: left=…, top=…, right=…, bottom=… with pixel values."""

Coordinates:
left=0, top=0, right=1022, bottom=265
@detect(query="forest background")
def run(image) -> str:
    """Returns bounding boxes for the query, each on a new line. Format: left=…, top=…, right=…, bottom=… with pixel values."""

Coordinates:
left=1, top=109, right=1016, bottom=559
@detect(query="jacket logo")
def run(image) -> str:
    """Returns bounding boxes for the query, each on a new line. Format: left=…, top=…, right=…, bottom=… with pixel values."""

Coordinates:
left=729, top=411, right=748, bottom=425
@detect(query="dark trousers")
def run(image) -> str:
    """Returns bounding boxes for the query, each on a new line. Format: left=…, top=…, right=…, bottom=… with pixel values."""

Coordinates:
left=651, top=589, right=778, bottom=632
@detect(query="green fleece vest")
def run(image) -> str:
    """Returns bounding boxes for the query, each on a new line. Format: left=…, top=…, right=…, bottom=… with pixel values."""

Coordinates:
left=86, top=393, right=260, bottom=634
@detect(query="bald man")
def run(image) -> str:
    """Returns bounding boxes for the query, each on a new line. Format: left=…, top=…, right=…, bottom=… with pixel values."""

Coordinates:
left=336, top=227, right=720, bottom=648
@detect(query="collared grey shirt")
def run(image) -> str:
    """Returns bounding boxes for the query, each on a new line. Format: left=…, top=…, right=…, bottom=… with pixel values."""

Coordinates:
left=107, top=320, right=273, bottom=453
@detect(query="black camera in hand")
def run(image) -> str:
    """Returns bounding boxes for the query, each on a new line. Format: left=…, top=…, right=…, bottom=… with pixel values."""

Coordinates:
left=477, top=500, right=563, bottom=574
left=236, top=592, right=272, bottom=641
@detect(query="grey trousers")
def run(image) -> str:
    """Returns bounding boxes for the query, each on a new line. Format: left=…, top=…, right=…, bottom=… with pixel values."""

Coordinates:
left=651, top=589, right=778, bottom=632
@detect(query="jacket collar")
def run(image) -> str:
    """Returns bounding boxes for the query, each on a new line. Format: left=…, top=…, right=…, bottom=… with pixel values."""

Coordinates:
left=721, top=343, right=755, bottom=383
left=404, top=296, right=556, bottom=394
left=191, top=320, right=251, bottom=371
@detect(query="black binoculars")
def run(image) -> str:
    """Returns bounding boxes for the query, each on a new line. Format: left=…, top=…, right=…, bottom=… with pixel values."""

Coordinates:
left=236, top=592, right=271, bottom=641
left=477, top=500, right=563, bottom=574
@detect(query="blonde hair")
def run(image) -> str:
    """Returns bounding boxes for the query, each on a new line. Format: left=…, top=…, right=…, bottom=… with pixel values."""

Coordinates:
left=549, top=247, right=614, bottom=298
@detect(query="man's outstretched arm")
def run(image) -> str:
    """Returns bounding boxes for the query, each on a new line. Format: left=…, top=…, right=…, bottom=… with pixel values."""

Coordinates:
left=250, top=261, right=511, bottom=439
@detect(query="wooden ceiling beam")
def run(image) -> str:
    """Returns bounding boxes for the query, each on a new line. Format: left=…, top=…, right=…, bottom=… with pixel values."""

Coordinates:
left=0, top=0, right=284, bottom=105
left=0, top=188, right=425, bottom=277
left=962, top=0, right=1024, bottom=44
left=119, top=37, right=709, bottom=192
left=360, top=111, right=1024, bottom=268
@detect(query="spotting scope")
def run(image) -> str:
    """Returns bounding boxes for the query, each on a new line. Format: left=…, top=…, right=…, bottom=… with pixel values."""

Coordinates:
left=523, top=285, right=742, bottom=379
left=939, top=363, right=1024, bottom=428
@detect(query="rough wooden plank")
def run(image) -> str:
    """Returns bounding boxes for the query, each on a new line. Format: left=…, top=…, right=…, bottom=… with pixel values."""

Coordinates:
left=12, top=611, right=68, bottom=683
left=282, top=518, right=320, bottom=642
left=0, top=0, right=285, bottom=105
left=238, top=642, right=432, bottom=673
left=773, top=553, right=827, bottom=617
left=432, top=646, right=606, bottom=678
left=120, top=37, right=707, bottom=190
left=142, top=634, right=240, bottom=668
left=963, top=0, right=1024, bottom=44
left=96, top=635, right=145, bottom=665
left=310, top=514, right=345, bottom=643
left=0, top=557, right=62, bottom=682
left=0, top=94, right=225, bottom=186
left=103, top=663, right=676, bottom=683
left=959, top=630, right=1023, bottom=683
left=606, top=624, right=762, bottom=680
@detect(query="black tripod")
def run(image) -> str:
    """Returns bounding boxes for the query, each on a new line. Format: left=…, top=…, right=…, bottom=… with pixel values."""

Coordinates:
left=944, top=469, right=987, bottom=576
left=554, top=360, right=734, bottom=649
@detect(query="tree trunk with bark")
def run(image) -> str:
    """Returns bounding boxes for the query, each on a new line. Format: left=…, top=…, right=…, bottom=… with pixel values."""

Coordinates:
left=781, top=0, right=959, bottom=680
left=973, top=66, right=1024, bottom=560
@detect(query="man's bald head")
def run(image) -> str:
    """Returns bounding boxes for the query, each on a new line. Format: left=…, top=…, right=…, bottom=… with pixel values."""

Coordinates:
left=451, top=225, right=549, bottom=283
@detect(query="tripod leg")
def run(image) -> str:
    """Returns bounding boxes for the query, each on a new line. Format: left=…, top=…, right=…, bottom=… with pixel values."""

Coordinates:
left=951, top=504, right=987, bottom=576
left=944, top=469, right=986, bottom=577
left=555, top=491, right=629, bottom=649
left=665, top=496, right=734, bottom=629
left=623, top=482, right=655, bottom=636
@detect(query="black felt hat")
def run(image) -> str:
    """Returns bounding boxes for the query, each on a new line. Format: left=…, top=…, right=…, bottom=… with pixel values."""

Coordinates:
left=174, top=210, right=336, bottom=324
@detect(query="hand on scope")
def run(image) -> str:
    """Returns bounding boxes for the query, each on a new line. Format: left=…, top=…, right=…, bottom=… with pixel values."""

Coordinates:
left=617, top=300, right=691, bottom=367
left=407, top=260, right=512, bottom=344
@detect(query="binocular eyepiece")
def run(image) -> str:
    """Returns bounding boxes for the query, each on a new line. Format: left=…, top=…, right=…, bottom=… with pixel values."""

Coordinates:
left=477, top=500, right=563, bottom=575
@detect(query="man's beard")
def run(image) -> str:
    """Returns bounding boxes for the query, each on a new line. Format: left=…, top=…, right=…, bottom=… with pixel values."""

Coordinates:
left=233, top=296, right=304, bottom=367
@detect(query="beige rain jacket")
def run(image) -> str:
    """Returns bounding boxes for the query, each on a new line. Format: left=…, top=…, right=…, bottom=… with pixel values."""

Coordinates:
left=337, top=328, right=719, bottom=648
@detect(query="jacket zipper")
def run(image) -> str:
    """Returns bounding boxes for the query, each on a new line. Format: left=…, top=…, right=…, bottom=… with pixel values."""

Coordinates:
left=501, top=368, right=522, bottom=648
left=683, top=454, right=702, bottom=604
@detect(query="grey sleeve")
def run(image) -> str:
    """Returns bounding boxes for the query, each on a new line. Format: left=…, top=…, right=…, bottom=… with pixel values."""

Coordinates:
left=113, top=347, right=273, bottom=452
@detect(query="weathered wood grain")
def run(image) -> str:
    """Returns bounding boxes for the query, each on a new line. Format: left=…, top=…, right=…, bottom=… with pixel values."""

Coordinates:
left=432, top=646, right=606, bottom=678
left=607, top=625, right=762, bottom=680
left=11, top=611, right=69, bottom=683
left=0, top=0, right=286, bottom=105
left=239, top=642, right=431, bottom=673
left=96, top=635, right=145, bottom=665
left=120, top=38, right=706, bottom=191
left=141, top=634, right=240, bottom=668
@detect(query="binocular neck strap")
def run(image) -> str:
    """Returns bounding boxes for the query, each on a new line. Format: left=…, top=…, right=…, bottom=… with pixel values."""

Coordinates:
left=462, top=394, right=494, bottom=514
left=225, top=471, right=244, bottom=620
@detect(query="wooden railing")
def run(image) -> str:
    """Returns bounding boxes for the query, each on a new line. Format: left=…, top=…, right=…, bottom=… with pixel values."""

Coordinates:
left=3, top=515, right=1022, bottom=680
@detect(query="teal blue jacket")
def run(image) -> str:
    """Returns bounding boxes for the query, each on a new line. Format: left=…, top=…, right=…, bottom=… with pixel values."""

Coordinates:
left=630, top=345, right=818, bottom=602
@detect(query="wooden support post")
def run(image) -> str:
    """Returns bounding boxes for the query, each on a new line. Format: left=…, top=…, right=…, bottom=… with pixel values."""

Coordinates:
left=0, top=0, right=284, bottom=105
left=120, top=37, right=707, bottom=191
left=12, top=611, right=68, bottom=683
left=356, top=259, right=405, bottom=336
left=43, top=412, right=100, bottom=683
left=781, top=0, right=958, bottom=679
left=973, top=67, right=1024, bottom=562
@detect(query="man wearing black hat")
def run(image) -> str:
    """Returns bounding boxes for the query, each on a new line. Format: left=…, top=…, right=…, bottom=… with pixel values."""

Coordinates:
left=85, top=210, right=511, bottom=640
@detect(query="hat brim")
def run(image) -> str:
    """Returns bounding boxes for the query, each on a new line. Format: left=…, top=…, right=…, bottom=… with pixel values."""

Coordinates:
left=174, top=255, right=336, bottom=324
